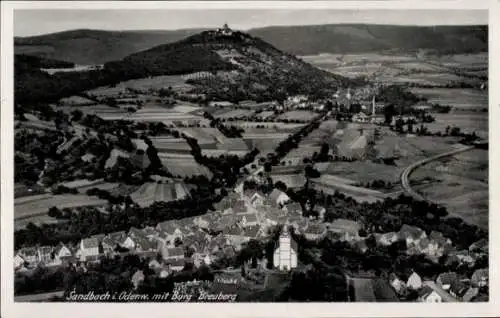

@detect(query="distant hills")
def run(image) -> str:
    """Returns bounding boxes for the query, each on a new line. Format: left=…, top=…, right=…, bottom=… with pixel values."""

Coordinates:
left=15, top=24, right=488, bottom=65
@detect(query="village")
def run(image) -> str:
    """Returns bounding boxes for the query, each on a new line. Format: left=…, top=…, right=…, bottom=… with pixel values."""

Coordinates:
left=14, top=178, right=488, bottom=302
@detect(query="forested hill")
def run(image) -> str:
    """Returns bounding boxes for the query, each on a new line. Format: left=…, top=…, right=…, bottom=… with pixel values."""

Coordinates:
left=250, top=24, right=488, bottom=56
left=15, top=28, right=206, bottom=65
left=15, top=29, right=352, bottom=104
left=14, top=25, right=488, bottom=65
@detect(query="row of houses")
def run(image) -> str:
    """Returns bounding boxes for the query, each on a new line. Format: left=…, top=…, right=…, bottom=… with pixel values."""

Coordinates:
left=389, top=268, right=488, bottom=302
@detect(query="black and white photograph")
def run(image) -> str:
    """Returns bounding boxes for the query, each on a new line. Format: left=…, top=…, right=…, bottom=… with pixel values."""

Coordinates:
left=1, top=1, right=497, bottom=315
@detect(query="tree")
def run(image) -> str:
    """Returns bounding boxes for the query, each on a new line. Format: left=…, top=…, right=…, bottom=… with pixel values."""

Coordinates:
left=383, top=104, right=397, bottom=125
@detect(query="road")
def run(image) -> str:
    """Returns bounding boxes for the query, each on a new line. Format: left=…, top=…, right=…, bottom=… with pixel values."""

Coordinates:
left=400, top=145, right=475, bottom=200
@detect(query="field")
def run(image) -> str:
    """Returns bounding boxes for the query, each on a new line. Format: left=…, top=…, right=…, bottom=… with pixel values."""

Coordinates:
left=317, top=161, right=403, bottom=185
left=231, top=121, right=305, bottom=132
left=282, top=145, right=321, bottom=165
left=213, top=109, right=256, bottom=119
left=178, top=127, right=224, bottom=145
left=303, top=52, right=487, bottom=87
left=86, top=75, right=194, bottom=98
left=270, top=173, right=306, bottom=189
left=130, top=181, right=189, bottom=207
left=410, top=88, right=488, bottom=109
left=430, top=113, right=488, bottom=138
left=158, top=153, right=212, bottom=178
left=126, top=106, right=206, bottom=124
left=277, top=110, right=318, bottom=121
left=150, top=137, right=192, bottom=153
left=410, top=148, right=488, bottom=229
left=60, top=179, right=121, bottom=193
left=58, top=105, right=129, bottom=121
left=15, top=194, right=107, bottom=220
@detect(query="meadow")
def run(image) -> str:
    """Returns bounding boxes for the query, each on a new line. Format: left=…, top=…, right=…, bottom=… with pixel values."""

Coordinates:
left=130, top=181, right=190, bottom=208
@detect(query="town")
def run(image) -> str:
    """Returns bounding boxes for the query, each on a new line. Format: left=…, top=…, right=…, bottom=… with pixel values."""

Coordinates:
left=13, top=22, right=488, bottom=303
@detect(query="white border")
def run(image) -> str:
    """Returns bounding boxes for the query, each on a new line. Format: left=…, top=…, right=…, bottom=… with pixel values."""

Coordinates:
left=1, top=1, right=498, bottom=318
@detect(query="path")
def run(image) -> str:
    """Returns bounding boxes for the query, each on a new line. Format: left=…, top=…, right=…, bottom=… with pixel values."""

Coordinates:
left=400, top=144, right=475, bottom=200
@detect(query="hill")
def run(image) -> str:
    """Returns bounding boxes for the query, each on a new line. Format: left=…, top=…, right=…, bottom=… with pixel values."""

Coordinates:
left=14, top=25, right=488, bottom=65
left=15, top=28, right=206, bottom=65
left=250, top=24, right=488, bottom=56
left=15, top=28, right=351, bottom=105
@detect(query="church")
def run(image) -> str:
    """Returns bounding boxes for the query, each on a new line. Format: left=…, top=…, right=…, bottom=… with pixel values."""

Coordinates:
left=273, top=225, right=298, bottom=271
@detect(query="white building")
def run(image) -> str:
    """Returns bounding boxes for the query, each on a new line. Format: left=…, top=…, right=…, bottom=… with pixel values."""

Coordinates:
left=273, top=225, right=298, bottom=271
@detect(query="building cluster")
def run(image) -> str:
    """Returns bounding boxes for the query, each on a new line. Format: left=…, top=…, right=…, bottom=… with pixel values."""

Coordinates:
left=13, top=187, right=335, bottom=275
left=389, top=267, right=488, bottom=302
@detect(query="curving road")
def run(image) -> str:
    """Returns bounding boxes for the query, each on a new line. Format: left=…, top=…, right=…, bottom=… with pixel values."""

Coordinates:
left=400, top=145, right=475, bottom=200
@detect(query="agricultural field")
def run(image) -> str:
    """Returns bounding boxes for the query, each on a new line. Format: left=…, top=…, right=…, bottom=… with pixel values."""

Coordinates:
left=16, top=114, right=57, bottom=131
left=158, top=153, right=213, bottom=178
left=410, top=88, right=488, bottom=109
left=179, top=127, right=225, bottom=145
left=425, top=113, right=488, bottom=139
left=303, top=52, right=487, bottom=86
left=58, top=104, right=129, bottom=121
left=126, top=106, right=209, bottom=126
left=277, top=110, right=318, bottom=121
left=231, top=121, right=306, bottom=132
left=59, top=95, right=96, bottom=106
left=213, top=109, right=256, bottom=119
left=242, top=131, right=290, bottom=154
left=270, top=173, right=306, bottom=189
left=60, top=179, right=121, bottom=193
left=86, top=75, right=194, bottom=98
left=318, top=161, right=403, bottom=185
left=150, top=137, right=192, bottom=153
left=282, top=145, right=321, bottom=165
left=14, top=193, right=107, bottom=220
left=130, top=181, right=189, bottom=207
left=253, top=111, right=276, bottom=120
left=409, top=148, right=488, bottom=229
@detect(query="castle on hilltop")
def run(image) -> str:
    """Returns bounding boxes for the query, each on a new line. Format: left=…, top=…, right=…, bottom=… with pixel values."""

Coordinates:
left=216, top=23, right=233, bottom=36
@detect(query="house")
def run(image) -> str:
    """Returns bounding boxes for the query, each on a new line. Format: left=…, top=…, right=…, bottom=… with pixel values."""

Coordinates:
left=14, top=254, right=25, bottom=269
left=142, top=226, right=159, bottom=240
left=240, top=213, right=259, bottom=227
left=462, top=287, right=479, bottom=302
left=469, top=239, right=488, bottom=254
left=128, top=227, right=147, bottom=239
left=269, top=188, right=290, bottom=207
left=285, top=202, right=302, bottom=215
left=398, top=224, right=426, bottom=246
left=37, top=246, right=54, bottom=264
left=134, top=236, right=156, bottom=255
left=78, top=237, right=101, bottom=261
left=328, top=219, right=361, bottom=242
left=449, top=280, right=469, bottom=299
left=304, top=223, right=327, bottom=241
left=232, top=199, right=248, bottom=215
left=273, top=225, right=298, bottom=271
left=131, top=270, right=145, bottom=290
left=451, top=249, right=475, bottom=265
left=18, top=247, right=38, bottom=265
left=406, top=271, right=423, bottom=290
left=166, top=258, right=186, bottom=272
left=161, top=247, right=185, bottom=261
left=156, top=221, right=184, bottom=247
left=52, top=243, right=73, bottom=264
left=243, top=225, right=263, bottom=240
left=352, top=112, right=369, bottom=123
left=418, top=286, right=442, bottom=302
left=471, top=269, right=488, bottom=288
left=436, top=272, right=458, bottom=291
left=389, top=273, right=406, bottom=295
left=244, top=190, right=265, bottom=207
left=223, top=227, right=248, bottom=249
left=429, top=231, right=452, bottom=247
left=422, top=281, right=458, bottom=302
left=148, top=259, right=162, bottom=270
left=311, top=205, right=326, bottom=220
left=375, top=232, right=399, bottom=247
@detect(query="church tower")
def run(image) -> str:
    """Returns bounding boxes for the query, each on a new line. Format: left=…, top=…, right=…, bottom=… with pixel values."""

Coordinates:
left=273, top=224, right=298, bottom=271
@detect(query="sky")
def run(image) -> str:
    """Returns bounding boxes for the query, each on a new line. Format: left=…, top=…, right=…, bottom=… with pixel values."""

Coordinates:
left=14, top=9, right=488, bottom=37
